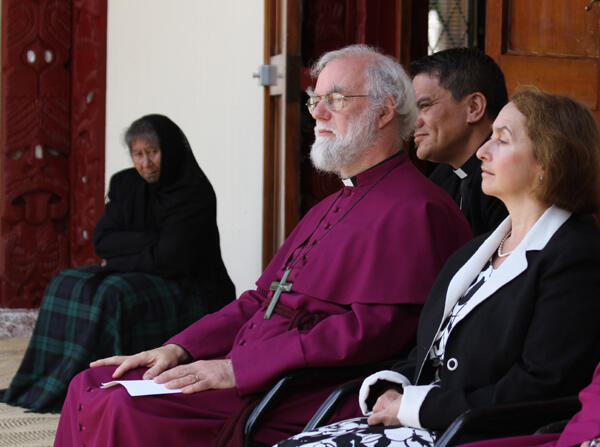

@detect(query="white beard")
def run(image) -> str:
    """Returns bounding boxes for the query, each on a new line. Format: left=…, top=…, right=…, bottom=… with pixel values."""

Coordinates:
left=310, top=107, right=379, bottom=176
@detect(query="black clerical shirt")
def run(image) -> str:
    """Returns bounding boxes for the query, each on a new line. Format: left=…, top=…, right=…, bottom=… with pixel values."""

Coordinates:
left=429, top=153, right=507, bottom=236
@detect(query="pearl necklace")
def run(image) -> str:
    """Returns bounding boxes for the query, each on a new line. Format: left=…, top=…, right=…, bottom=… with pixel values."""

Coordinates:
left=497, top=231, right=513, bottom=258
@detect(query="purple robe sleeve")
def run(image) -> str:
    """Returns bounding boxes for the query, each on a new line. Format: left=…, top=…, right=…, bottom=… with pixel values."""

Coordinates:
left=229, top=302, right=421, bottom=395
left=165, top=288, right=266, bottom=360
left=556, top=363, right=600, bottom=447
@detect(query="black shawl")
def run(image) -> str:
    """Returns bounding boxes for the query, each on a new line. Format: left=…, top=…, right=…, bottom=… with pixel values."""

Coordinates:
left=93, top=114, right=235, bottom=309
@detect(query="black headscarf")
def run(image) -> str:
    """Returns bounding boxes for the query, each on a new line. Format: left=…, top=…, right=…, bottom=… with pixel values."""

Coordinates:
left=146, top=114, right=205, bottom=190
left=93, top=114, right=235, bottom=309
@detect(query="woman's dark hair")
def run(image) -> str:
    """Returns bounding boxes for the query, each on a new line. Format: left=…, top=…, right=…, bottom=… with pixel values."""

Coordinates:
left=512, top=89, right=600, bottom=213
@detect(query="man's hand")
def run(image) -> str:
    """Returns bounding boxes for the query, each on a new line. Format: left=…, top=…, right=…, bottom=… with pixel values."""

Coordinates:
left=90, top=344, right=191, bottom=380
left=153, top=359, right=236, bottom=394
left=367, top=388, right=403, bottom=426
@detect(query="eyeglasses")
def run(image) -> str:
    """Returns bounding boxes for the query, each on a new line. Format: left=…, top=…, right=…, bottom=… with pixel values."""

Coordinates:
left=305, top=92, right=369, bottom=114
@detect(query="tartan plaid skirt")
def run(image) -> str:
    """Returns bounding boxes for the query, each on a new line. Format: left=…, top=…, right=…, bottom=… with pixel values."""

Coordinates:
left=2, top=265, right=216, bottom=412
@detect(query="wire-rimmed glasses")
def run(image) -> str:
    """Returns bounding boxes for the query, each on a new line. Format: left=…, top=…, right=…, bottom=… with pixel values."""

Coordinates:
left=306, top=92, right=369, bottom=114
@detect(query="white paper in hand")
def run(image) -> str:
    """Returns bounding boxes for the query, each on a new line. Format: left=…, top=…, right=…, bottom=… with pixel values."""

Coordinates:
left=101, top=380, right=182, bottom=397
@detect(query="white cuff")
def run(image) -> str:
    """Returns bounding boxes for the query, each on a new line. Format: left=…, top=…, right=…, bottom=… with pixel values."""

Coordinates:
left=358, top=370, right=411, bottom=415
left=397, top=384, right=437, bottom=429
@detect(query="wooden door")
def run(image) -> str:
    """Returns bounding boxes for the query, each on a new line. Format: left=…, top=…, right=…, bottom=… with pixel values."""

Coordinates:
left=486, top=0, right=600, bottom=124
left=261, top=0, right=427, bottom=268
left=261, top=0, right=302, bottom=268
left=0, top=0, right=106, bottom=307
left=299, top=0, right=428, bottom=215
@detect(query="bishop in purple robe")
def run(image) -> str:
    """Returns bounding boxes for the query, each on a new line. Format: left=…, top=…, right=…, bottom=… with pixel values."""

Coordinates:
left=53, top=45, right=471, bottom=447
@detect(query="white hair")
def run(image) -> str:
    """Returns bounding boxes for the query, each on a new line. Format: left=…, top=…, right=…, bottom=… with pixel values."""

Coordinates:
left=311, top=44, right=417, bottom=142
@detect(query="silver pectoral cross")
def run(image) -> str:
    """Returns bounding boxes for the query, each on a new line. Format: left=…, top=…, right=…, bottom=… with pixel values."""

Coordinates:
left=264, top=268, right=293, bottom=319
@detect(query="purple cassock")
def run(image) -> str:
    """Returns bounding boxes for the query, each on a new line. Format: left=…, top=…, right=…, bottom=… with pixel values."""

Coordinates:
left=459, top=362, right=600, bottom=447
left=54, top=153, right=471, bottom=447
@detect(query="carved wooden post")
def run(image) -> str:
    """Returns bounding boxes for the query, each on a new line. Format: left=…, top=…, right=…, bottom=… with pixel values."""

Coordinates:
left=70, top=0, right=107, bottom=267
left=0, top=0, right=106, bottom=308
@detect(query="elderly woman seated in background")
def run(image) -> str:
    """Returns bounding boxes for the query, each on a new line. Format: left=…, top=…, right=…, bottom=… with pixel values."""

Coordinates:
left=2, top=114, right=235, bottom=412
left=276, top=90, right=600, bottom=447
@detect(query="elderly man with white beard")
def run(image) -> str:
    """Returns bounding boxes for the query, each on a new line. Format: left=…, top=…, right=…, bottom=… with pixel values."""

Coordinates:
left=53, top=45, right=471, bottom=447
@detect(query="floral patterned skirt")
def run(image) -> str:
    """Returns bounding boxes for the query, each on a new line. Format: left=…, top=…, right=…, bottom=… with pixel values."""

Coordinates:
left=274, top=417, right=437, bottom=447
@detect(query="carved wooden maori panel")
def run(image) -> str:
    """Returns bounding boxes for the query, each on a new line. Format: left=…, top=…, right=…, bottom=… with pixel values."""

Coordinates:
left=1, top=0, right=71, bottom=307
left=70, top=0, right=106, bottom=267
left=1, top=0, right=106, bottom=307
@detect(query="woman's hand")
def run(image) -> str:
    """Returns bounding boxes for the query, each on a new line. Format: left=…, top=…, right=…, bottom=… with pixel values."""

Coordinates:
left=153, top=359, right=236, bottom=394
left=367, top=388, right=403, bottom=426
left=90, top=344, right=191, bottom=380
left=100, top=259, right=107, bottom=267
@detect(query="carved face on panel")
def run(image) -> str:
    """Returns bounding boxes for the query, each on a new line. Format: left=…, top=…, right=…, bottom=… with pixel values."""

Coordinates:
left=3, top=0, right=71, bottom=228
left=1, top=97, right=71, bottom=307
left=0, top=0, right=94, bottom=307
left=3, top=99, right=70, bottom=226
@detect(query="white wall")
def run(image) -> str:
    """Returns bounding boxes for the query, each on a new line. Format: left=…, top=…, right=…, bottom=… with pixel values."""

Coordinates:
left=106, top=0, right=264, bottom=295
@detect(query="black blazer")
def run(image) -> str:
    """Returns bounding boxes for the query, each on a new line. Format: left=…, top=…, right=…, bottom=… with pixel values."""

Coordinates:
left=364, top=207, right=600, bottom=431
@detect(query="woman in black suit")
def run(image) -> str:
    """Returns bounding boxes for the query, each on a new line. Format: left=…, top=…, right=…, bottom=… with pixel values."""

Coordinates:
left=276, top=90, right=600, bottom=447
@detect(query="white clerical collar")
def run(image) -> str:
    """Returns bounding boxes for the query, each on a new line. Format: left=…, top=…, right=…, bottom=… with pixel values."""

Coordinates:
left=453, top=168, right=468, bottom=179
left=342, top=178, right=355, bottom=186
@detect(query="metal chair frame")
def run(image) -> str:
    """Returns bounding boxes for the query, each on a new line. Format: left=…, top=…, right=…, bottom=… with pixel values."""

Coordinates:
left=301, top=379, right=581, bottom=447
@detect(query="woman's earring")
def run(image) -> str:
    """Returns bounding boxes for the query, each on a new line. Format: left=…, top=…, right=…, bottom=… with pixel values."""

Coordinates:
left=539, top=175, right=544, bottom=181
